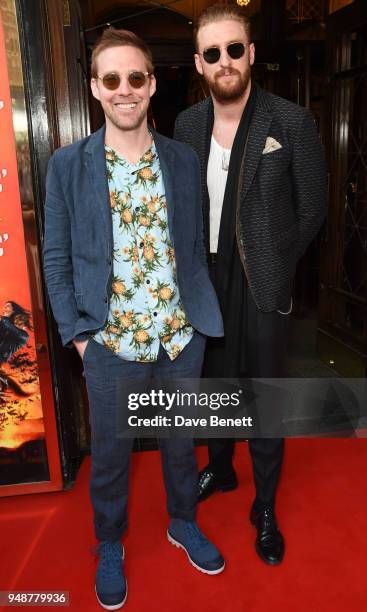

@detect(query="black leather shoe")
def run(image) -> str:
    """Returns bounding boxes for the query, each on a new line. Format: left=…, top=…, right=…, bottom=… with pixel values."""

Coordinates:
left=250, top=506, right=285, bottom=565
left=197, top=466, right=238, bottom=502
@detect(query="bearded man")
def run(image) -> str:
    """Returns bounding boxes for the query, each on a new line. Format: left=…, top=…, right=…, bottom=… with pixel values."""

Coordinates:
left=174, top=3, right=327, bottom=565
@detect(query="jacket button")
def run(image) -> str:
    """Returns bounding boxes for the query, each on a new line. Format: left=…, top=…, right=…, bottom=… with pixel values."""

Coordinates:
left=108, top=259, right=112, bottom=266
left=104, top=297, right=108, bottom=303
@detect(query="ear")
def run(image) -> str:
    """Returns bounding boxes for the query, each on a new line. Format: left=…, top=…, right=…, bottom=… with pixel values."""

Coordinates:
left=149, top=74, right=157, bottom=98
left=249, top=43, right=255, bottom=67
left=194, top=53, right=204, bottom=75
left=90, top=78, right=101, bottom=101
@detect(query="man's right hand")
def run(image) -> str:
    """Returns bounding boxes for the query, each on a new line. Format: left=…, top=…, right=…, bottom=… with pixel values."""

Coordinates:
left=73, top=338, right=89, bottom=360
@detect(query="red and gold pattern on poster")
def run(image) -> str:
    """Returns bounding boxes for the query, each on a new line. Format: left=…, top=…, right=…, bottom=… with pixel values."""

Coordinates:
left=0, top=14, right=45, bottom=451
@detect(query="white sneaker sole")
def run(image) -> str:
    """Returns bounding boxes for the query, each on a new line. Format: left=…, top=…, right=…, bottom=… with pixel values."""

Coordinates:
left=167, top=530, right=225, bottom=575
left=95, top=546, right=127, bottom=610
left=95, top=583, right=128, bottom=610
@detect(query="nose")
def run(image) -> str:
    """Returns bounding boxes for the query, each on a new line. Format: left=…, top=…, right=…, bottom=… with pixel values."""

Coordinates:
left=115, top=75, right=135, bottom=96
left=219, top=47, right=232, bottom=68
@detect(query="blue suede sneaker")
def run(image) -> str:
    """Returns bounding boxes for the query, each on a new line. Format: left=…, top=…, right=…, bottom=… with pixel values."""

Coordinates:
left=95, top=541, right=127, bottom=610
left=167, top=519, right=225, bottom=575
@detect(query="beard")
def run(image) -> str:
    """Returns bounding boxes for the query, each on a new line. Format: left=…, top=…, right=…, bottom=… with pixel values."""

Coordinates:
left=208, top=66, right=251, bottom=103
left=102, top=100, right=147, bottom=132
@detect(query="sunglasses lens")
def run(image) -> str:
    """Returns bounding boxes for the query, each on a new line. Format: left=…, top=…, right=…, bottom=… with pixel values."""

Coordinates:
left=227, top=42, right=245, bottom=59
left=102, top=73, right=120, bottom=90
left=203, top=47, right=221, bottom=64
left=128, top=71, right=147, bottom=88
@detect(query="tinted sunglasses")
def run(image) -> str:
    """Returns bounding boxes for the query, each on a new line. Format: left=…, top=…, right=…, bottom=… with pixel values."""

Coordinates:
left=200, top=42, right=248, bottom=64
left=97, top=70, right=152, bottom=90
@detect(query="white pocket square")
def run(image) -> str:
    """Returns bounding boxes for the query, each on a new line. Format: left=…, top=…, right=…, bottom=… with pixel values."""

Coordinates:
left=262, top=137, right=282, bottom=155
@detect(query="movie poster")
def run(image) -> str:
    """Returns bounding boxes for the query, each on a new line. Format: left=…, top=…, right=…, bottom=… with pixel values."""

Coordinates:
left=0, top=9, right=49, bottom=486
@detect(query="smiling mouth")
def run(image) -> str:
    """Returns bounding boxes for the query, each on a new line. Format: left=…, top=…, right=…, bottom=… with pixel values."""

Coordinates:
left=114, top=103, right=137, bottom=109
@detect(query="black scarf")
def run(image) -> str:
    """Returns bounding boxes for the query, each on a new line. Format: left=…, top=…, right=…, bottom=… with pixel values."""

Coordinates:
left=204, top=85, right=257, bottom=378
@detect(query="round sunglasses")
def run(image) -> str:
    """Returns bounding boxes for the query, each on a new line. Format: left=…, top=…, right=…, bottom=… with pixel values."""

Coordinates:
left=200, top=42, right=249, bottom=64
left=97, top=70, right=152, bottom=90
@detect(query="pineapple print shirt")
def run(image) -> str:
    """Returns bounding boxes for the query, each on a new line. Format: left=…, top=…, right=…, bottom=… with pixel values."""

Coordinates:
left=93, top=140, right=194, bottom=362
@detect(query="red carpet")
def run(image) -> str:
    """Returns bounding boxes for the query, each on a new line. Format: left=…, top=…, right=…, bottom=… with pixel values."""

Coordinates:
left=1, top=439, right=367, bottom=611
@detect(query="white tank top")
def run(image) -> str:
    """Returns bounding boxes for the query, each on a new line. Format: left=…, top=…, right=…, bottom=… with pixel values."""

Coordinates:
left=207, top=135, right=231, bottom=253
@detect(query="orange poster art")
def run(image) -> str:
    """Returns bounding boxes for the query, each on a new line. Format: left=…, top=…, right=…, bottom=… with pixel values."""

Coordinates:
left=0, top=13, right=46, bottom=473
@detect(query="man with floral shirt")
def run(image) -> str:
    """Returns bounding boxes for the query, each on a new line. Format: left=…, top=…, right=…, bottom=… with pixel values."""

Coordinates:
left=43, top=28, right=224, bottom=610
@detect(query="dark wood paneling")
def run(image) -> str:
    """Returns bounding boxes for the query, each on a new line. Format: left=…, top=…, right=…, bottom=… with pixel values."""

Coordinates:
left=318, top=0, right=367, bottom=376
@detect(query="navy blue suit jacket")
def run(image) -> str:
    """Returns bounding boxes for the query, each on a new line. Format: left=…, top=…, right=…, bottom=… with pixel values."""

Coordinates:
left=43, top=125, right=223, bottom=347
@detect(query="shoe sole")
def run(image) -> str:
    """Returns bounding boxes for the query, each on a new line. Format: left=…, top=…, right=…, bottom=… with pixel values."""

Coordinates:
left=198, top=482, right=238, bottom=503
left=254, top=542, right=284, bottom=566
left=95, top=583, right=128, bottom=610
left=167, top=530, right=225, bottom=575
left=95, top=548, right=127, bottom=610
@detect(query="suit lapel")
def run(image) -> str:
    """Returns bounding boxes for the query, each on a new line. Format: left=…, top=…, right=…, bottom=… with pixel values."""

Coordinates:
left=198, top=93, right=272, bottom=231
left=84, top=126, right=177, bottom=245
left=240, top=94, right=272, bottom=202
left=84, top=125, right=113, bottom=246
left=193, top=99, right=213, bottom=242
left=151, top=129, right=175, bottom=242
left=199, top=99, right=213, bottom=219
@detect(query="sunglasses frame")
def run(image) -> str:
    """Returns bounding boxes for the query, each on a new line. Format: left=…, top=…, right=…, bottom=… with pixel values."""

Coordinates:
left=199, top=42, right=250, bottom=65
left=97, top=70, right=152, bottom=90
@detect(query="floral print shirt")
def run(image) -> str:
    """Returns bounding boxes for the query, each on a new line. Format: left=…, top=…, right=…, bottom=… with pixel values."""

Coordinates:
left=93, top=140, right=193, bottom=362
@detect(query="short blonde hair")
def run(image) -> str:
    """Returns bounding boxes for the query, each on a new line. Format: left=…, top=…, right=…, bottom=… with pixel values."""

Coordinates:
left=194, top=3, right=251, bottom=50
left=91, top=28, right=154, bottom=77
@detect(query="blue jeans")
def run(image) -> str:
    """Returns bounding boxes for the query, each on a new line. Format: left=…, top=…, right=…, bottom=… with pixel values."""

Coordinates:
left=83, top=332, right=206, bottom=542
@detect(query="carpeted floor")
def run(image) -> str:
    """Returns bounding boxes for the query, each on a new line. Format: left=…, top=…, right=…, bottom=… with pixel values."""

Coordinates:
left=1, top=439, right=367, bottom=611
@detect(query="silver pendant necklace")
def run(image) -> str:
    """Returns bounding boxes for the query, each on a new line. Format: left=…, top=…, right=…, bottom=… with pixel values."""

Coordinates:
left=221, top=150, right=230, bottom=172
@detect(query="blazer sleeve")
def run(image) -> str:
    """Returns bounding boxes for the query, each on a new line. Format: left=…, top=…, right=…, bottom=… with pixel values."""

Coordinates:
left=43, top=153, right=79, bottom=347
left=292, top=109, right=327, bottom=258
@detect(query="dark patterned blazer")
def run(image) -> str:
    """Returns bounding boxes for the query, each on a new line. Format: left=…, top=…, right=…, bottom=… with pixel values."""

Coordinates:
left=174, top=82, right=327, bottom=312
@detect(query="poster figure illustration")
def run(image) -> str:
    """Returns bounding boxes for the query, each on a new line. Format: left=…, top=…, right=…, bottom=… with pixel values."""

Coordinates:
left=0, top=298, right=49, bottom=485
left=0, top=300, right=33, bottom=396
